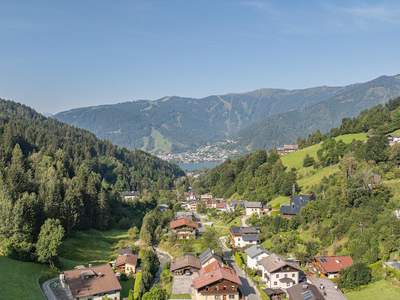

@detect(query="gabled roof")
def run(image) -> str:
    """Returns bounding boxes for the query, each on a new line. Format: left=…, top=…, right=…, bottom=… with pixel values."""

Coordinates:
left=170, top=254, right=201, bottom=272
left=192, top=264, right=241, bottom=289
left=314, top=256, right=353, bottom=273
left=216, top=202, right=227, bottom=209
left=170, top=217, right=198, bottom=230
left=259, top=254, right=301, bottom=273
left=280, top=194, right=312, bottom=215
left=245, top=245, right=268, bottom=259
left=115, top=254, right=138, bottom=267
left=287, top=283, right=324, bottom=300
left=63, top=264, right=121, bottom=298
left=199, top=248, right=222, bottom=266
left=230, top=226, right=259, bottom=236
left=244, top=201, right=263, bottom=208
left=242, top=233, right=259, bottom=242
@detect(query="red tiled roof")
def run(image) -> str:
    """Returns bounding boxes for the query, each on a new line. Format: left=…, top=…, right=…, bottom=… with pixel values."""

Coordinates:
left=192, top=264, right=241, bottom=289
left=170, top=217, right=198, bottom=229
left=314, top=256, right=353, bottom=273
left=115, top=254, right=138, bottom=267
left=216, top=203, right=226, bottom=209
left=200, top=260, right=221, bottom=274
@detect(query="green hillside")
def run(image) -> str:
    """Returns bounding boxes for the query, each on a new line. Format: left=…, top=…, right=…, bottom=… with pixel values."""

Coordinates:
left=0, top=256, right=53, bottom=300
left=281, top=133, right=368, bottom=169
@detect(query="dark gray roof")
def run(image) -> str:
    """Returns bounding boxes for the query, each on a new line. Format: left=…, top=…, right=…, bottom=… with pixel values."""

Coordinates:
left=245, top=245, right=268, bottom=258
left=287, top=283, right=324, bottom=300
left=244, top=201, right=263, bottom=209
left=242, top=233, right=260, bottom=242
left=264, top=288, right=286, bottom=297
left=199, top=248, right=222, bottom=265
left=280, top=195, right=312, bottom=215
left=230, top=226, right=259, bottom=235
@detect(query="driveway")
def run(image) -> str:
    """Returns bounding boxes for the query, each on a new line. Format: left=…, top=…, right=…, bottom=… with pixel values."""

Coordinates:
left=219, top=237, right=259, bottom=300
left=172, top=273, right=198, bottom=295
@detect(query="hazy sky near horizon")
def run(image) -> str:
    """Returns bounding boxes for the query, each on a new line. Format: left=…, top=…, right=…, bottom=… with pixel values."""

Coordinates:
left=1, top=0, right=400, bottom=113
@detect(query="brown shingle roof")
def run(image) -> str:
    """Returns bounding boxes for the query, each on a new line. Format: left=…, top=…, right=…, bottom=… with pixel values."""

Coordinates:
left=259, top=254, right=300, bottom=273
left=170, top=254, right=201, bottom=272
left=115, top=254, right=138, bottom=267
left=63, top=264, right=121, bottom=298
left=170, top=217, right=198, bottom=230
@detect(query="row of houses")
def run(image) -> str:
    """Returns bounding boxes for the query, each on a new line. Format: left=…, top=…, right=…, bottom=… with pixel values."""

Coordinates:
left=59, top=248, right=138, bottom=300
left=243, top=244, right=351, bottom=300
left=170, top=249, right=242, bottom=300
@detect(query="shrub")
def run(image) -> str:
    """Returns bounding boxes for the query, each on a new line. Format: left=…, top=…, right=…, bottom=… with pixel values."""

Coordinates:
left=339, top=262, right=372, bottom=289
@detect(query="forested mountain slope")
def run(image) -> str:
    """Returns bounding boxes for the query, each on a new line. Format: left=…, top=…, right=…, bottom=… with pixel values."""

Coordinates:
left=55, top=74, right=400, bottom=154
left=238, top=75, right=400, bottom=149
left=55, top=86, right=339, bottom=153
left=0, top=99, right=183, bottom=260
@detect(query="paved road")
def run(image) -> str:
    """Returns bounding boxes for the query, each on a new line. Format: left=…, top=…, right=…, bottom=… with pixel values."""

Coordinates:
left=219, top=237, right=259, bottom=300
left=41, top=278, right=59, bottom=300
left=153, top=246, right=172, bottom=284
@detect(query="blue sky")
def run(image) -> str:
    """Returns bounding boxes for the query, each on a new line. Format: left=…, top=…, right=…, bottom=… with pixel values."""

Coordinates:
left=1, top=0, right=400, bottom=113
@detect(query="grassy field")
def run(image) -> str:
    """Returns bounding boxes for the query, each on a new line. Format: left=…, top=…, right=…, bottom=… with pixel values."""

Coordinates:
left=268, top=195, right=290, bottom=209
left=297, top=165, right=340, bottom=192
left=59, top=229, right=128, bottom=270
left=346, top=280, right=400, bottom=300
left=282, top=133, right=367, bottom=169
left=0, top=256, right=54, bottom=300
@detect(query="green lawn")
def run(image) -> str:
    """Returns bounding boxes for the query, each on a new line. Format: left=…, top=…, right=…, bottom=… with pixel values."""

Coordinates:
left=268, top=196, right=290, bottom=209
left=0, top=256, right=54, bottom=300
left=282, top=133, right=367, bottom=169
left=297, top=165, right=340, bottom=192
left=389, top=128, right=400, bottom=137
left=59, top=229, right=128, bottom=270
left=346, top=280, right=400, bottom=300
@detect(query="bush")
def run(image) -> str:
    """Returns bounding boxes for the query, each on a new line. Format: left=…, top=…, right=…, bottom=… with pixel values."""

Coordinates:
left=133, top=271, right=142, bottom=300
left=303, top=154, right=315, bottom=167
left=339, top=262, right=372, bottom=289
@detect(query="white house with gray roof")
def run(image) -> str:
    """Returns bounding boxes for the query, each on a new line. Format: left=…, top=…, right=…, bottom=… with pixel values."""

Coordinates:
left=258, top=253, right=301, bottom=290
left=245, top=245, right=270, bottom=270
left=244, top=201, right=265, bottom=216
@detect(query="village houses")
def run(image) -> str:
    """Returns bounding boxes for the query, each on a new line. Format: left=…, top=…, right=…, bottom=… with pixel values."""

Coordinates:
left=170, top=217, right=199, bottom=239
left=280, top=194, right=313, bottom=217
left=170, top=254, right=201, bottom=276
left=244, top=201, right=265, bottom=216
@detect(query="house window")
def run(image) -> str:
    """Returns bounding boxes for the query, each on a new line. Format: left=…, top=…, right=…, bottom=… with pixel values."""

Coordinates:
left=229, top=295, right=235, bottom=299
left=285, top=273, right=288, bottom=277
left=274, top=282, right=277, bottom=286
left=292, top=273, right=295, bottom=277
left=215, top=296, right=221, bottom=300
left=276, top=274, right=279, bottom=278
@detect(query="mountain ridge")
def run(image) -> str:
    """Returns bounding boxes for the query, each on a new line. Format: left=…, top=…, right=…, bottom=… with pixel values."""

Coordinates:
left=54, top=74, right=400, bottom=154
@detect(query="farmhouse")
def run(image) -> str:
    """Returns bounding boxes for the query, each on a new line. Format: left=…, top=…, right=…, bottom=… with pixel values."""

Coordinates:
left=60, top=264, right=121, bottom=300
left=229, top=226, right=260, bottom=249
left=170, top=217, right=199, bottom=239
left=280, top=195, right=313, bottom=217
left=114, top=253, right=138, bottom=275
left=191, top=262, right=241, bottom=300
left=312, top=256, right=353, bottom=278
left=170, top=254, right=201, bottom=275
left=120, top=191, right=139, bottom=202
left=245, top=244, right=270, bottom=270
left=244, top=201, right=265, bottom=216
left=258, top=254, right=301, bottom=290
left=277, top=144, right=299, bottom=155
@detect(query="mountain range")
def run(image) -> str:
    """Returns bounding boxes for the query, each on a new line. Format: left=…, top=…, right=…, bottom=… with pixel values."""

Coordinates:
left=54, top=74, right=400, bottom=154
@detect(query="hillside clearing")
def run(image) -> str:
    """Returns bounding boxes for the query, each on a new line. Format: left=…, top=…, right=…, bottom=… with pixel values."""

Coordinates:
left=59, top=229, right=128, bottom=270
left=282, top=133, right=367, bottom=169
